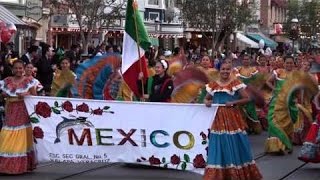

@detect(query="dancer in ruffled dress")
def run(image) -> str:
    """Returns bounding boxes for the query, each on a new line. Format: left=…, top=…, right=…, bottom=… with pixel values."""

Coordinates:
left=265, top=56, right=296, bottom=154
left=0, top=60, right=37, bottom=174
left=197, top=55, right=219, bottom=103
left=234, top=54, right=262, bottom=134
left=292, top=61, right=314, bottom=145
left=298, top=114, right=320, bottom=163
left=25, top=63, right=43, bottom=94
left=204, top=62, right=262, bottom=180
left=265, top=56, right=318, bottom=154
left=51, top=58, right=76, bottom=97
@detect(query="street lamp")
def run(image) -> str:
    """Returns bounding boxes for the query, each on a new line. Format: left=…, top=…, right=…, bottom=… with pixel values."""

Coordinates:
left=290, top=18, right=299, bottom=55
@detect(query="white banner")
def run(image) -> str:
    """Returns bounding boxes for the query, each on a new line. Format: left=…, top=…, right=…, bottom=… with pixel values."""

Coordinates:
left=24, top=96, right=218, bottom=174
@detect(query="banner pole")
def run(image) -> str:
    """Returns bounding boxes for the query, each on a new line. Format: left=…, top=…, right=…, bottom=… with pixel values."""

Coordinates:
left=132, top=0, right=145, bottom=99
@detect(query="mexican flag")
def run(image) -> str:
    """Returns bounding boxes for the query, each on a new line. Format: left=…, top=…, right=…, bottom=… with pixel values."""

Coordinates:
left=122, top=0, right=151, bottom=97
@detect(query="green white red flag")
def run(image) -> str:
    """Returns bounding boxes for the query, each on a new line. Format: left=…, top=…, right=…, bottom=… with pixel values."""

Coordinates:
left=121, top=0, right=151, bottom=97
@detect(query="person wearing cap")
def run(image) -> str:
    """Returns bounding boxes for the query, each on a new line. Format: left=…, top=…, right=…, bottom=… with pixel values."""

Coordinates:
left=138, top=59, right=173, bottom=102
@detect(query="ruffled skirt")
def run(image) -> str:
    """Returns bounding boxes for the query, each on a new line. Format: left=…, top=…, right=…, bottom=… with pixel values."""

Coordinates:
left=0, top=100, right=36, bottom=174
left=298, top=122, right=320, bottom=163
left=204, top=107, right=262, bottom=180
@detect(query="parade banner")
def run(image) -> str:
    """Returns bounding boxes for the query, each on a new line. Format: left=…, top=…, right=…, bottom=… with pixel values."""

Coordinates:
left=24, top=96, right=218, bottom=174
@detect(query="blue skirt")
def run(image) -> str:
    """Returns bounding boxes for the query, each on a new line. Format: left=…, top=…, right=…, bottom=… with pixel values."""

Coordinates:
left=204, top=107, right=262, bottom=180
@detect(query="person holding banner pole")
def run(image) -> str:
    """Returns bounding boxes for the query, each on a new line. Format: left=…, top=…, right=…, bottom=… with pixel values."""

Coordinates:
left=203, top=62, right=262, bottom=180
left=0, top=60, right=37, bottom=174
left=138, top=59, right=173, bottom=102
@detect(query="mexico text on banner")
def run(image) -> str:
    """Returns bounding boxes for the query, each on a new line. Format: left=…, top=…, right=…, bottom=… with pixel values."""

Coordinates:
left=24, top=96, right=218, bottom=174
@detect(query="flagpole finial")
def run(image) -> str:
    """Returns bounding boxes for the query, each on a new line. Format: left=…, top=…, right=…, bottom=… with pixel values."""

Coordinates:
left=133, top=0, right=138, bottom=10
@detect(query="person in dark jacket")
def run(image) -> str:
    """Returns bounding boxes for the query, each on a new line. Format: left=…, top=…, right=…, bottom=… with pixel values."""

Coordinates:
left=138, top=59, right=173, bottom=102
left=65, top=44, right=80, bottom=70
left=35, top=43, right=55, bottom=95
left=21, top=45, right=38, bottom=65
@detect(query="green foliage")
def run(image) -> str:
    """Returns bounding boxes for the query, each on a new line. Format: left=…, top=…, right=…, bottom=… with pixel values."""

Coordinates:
left=181, top=162, right=187, bottom=170
left=181, top=0, right=255, bottom=49
left=30, top=117, right=40, bottom=124
left=183, top=154, right=190, bottom=163
left=285, top=0, right=320, bottom=36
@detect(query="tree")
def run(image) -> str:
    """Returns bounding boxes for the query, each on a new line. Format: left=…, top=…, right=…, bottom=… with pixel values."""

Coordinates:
left=299, top=0, right=320, bottom=37
left=49, top=0, right=125, bottom=53
left=181, top=0, right=255, bottom=51
left=285, top=0, right=320, bottom=37
left=285, top=0, right=320, bottom=50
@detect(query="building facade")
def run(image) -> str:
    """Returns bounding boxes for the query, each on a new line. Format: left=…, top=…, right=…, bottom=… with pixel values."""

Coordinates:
left=47, top=0, right=184, bottom=50
left=143, top=0, right=184, bottom=50
left=260, top=0, right=289, bottom=44
left=0, top=0, right=45, bottom=54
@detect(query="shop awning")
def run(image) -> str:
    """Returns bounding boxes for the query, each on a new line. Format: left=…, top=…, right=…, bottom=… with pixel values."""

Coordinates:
left=149, top=37, right=159, bottom=47
left=246, top=33, right=278, bottom=49
left=0, top=5, right=27, bottom=25
left=236, top=32, right=259, bottom=49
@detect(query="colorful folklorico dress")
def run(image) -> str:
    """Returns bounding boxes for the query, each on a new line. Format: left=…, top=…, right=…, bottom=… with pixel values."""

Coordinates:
left=197, top=67, right=219, bottom=103
left=51, top=69, right=76, bottom=97
left=234, top=66, right=262, bottom=134
left=256, top=66, right=272, bottom=130
left=292, top=87, right=313, bottom=145
left=298, top=76, right=320, bottom=162
left=265, top=69, right=297, bottom=153
left=204, top=79, right=262, bottom=180
left=298, top=114, right=320, bottom=163
left=0, top=76, right=37, bottom=174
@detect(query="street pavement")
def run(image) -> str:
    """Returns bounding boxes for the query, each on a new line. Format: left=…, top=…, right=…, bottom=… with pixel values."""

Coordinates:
left=1, top=132, right=319, bottom=180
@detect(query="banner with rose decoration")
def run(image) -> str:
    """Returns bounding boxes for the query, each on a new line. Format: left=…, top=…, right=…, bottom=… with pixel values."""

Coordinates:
left=24, top=96, right=218, bottom=174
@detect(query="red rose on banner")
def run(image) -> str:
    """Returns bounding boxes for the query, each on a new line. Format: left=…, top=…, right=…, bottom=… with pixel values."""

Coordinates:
left=93, top=108, right=103, bottom=115
left=76, top=103, right=89, bottom=112
left=33, top=126, right=44, bottom=139
left=149, top=155, right=161, bottom=165
left=193, top=154, right=206, bottom=168
left=62, top=101, right=73, bottom=112
left=170, top=154, right=181, bottom=165
left=35, top=102, right=52, bottom=118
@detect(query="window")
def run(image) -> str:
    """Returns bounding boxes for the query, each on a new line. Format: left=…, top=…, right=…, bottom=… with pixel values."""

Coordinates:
left=165, top=0, right=169, bottom=8
left=174, top=0, right=182, bottom=8
left=149, top=12, right=160, bottom=21
left=148, top=0, right=159, bottom=5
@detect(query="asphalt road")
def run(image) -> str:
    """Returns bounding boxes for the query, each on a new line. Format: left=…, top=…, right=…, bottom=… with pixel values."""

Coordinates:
left=1, top=132, right=319, bottom=180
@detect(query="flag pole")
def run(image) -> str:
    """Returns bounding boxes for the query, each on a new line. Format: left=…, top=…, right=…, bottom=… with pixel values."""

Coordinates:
left=132, top=0, right=145, bottom=99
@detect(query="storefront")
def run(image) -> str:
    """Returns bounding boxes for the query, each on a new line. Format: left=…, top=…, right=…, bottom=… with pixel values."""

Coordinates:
left=246, top=33, right=278, bottom=50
